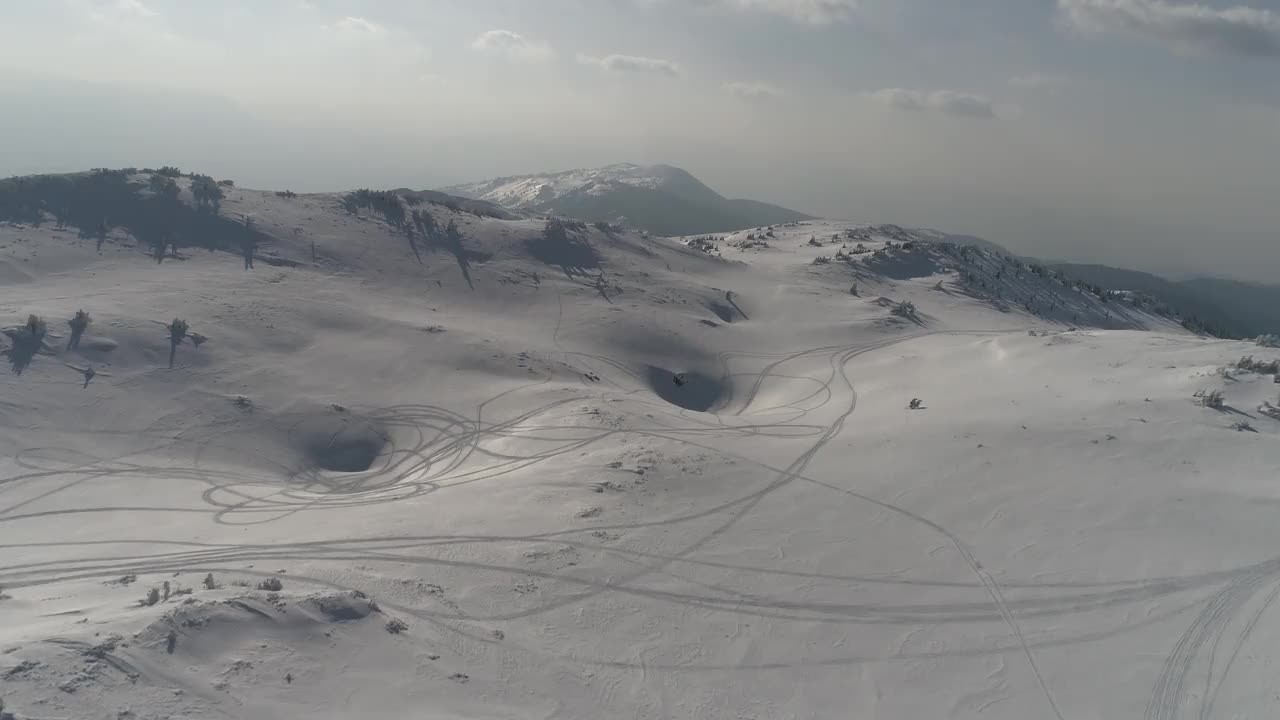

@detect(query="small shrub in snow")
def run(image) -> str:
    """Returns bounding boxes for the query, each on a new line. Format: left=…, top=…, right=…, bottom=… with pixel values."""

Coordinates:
left=812, top=256, right=831, bottom=265
left=908, top=398, right=922, bottom=410
left=258, top=577, right=283, bottom=592
left=1194, top=389, right=1224, bottom=409
left=687, top=236, right=718, bottom=253
left=385, top=618, right=409, bottom=634
left=892, top=300, right=917, bottom=319
left=24, top=314, right=46, bottom=340
left=1236, top=355, right=1280, bottom=375
left=203, top=573, right=217, bottom=590
left=1231, top=420, right=1255, bottom=432
left=190, top=174, right=224, bottom=214
left=1257, top=334, right=1280, bottom=348
left=141, top=587, right=160, bottom=606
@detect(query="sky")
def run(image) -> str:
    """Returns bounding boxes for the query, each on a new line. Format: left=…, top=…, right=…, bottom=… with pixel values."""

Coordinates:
left=2, top=0, right=1279, bottom=281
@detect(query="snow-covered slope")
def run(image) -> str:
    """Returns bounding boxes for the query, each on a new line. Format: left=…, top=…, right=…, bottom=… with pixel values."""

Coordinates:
left=2, top=178, right=1279, bottom=720
left=441, top=163, right=812, bottom=237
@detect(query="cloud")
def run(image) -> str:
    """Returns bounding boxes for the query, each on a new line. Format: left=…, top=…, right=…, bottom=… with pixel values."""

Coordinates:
left=710, top=0, right=859, bottom=24
left=470, top=30, right=552, bottom=59
left=635, top=0, right=857, bottom=25
left=1057, top=0, right=1280, bottom=58
left=723, top=81, right=781, bottom=99
left=112, top=0, right=157, bottom=17
left=871, top=89, right=998, bottom=118
left=333, top=16, right=384, bottom=33
left=1009, top=73, right=1071, bottom=90
left=577, top=54, right=681, bottom=76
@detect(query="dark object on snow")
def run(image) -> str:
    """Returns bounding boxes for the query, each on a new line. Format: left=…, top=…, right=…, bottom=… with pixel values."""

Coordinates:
left=166, top=318, right=189, bottom=368
left=67, top=309, right=91, bottom=351
left=673, top=373, right=687, bottom=387
left=908, top=398, right=923, bottom=410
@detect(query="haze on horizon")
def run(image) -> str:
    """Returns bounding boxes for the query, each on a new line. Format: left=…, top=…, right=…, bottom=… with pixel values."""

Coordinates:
left=2, top=0, right=1279, bottom=282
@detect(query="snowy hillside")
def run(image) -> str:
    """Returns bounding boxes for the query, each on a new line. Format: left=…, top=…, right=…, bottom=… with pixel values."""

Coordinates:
left=2, top=173, right=1279, bottom=720
left=444, top=163, right=691, bottom=209
left=442, top=163, right=812, bottom=237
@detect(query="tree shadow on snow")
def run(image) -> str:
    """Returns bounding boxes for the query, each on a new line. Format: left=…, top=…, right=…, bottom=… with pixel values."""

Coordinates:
left=526, top=222, right=600, bottom=279
left=707, top=301, right=736, bottom=324
left=416, top=213, right=491, bottom=290
left=2, top=328, right=48, bottom=375
left=862, top=251, right=945, bottom=281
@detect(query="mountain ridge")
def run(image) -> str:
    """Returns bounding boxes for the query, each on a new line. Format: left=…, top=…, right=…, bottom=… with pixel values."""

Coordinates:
left=441, top=162, right=812, bottom=236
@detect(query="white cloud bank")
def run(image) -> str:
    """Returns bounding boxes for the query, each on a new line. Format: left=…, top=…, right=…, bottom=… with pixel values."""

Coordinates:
left=871, top=88, right=998, bottom=118
left=470, top=30, right=552, bottom=59
left=723, top=81, right=781, bottom=99
left=1058, top=0, right=1280, bottom=57
left=577, top=53, right=681, bottom=76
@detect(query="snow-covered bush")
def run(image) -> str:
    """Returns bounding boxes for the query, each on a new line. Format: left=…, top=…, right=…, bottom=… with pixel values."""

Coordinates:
left=1257, top=334, right=1280, bottom=348
left=812, top=256, right=831, bottom=265
left=892, top=300, right=917, bottom=318
left=1194, top=389, right=1224, bottom=409
left=1236, top=355, right=1280, bottom=375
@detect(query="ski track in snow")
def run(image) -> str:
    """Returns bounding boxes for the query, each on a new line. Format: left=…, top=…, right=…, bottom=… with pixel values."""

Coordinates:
left=1, top=198, right=1278, bottom=719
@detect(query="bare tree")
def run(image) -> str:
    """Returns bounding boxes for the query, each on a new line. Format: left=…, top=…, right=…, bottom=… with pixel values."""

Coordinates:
left=66, top=310, right=91, bottom=351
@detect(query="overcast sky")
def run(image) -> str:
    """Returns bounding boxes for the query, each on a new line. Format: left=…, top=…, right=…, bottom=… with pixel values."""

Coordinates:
left=2, top=0, right=1279, bottom=280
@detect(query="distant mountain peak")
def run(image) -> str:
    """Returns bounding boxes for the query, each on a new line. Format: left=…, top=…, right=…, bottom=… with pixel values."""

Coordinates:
left=440, top=163, right=810, bottom=236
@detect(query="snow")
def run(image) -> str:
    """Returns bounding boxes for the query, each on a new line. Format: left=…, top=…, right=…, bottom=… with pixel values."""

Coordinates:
left=444, top=163, right=680, bottom=209
left=2, top=193, right=1279, bottom=720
